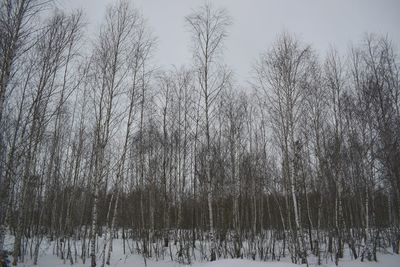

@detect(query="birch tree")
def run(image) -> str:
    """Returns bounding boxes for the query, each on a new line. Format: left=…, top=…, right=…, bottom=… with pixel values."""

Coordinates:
left=254, top=32, right=316, bottom=264
left=88, top=1, right=146, bottom=266
left=186, top=3, right=231, bottom=261
left=0, top=0, right=49, bottom=253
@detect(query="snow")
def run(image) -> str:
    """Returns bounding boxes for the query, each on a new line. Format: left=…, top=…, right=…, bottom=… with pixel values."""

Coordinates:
left=194, top=259, right=298, bottom=267
left=4, top=235, right=400, bottom=267
left=15, top=254, right=400, bottom=267
left=323, top=254, right=400, bottom=267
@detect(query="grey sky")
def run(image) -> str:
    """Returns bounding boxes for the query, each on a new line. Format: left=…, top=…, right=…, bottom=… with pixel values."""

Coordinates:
left=60, top=0, right=400, bottom=83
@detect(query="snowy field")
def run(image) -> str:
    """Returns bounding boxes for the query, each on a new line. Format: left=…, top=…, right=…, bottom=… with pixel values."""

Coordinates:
left=7, top=252, right=400, bottom=267
left=4, top=235, right=399, bottom=267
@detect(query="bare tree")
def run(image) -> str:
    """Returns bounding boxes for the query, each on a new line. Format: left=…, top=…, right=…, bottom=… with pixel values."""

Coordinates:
left=186, top=3, right=231, bottom=261
left=0, top=0, right=49, bottom=253
left=254, top=32, right=316, bottom=264
left=87, top=1, right=150, bottom=266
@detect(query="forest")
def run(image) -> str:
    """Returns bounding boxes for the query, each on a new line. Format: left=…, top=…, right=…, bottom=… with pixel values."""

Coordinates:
left=0, top=0, right=399, bottom=266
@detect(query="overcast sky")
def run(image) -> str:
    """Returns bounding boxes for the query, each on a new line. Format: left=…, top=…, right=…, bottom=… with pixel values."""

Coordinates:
left=59, top=0, right=400, bottom=83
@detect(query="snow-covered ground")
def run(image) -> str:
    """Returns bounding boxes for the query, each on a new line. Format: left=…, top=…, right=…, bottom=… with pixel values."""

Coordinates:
left=11, top=253, right=400, bottom=267
left=4, top=235, right=399, bottom=267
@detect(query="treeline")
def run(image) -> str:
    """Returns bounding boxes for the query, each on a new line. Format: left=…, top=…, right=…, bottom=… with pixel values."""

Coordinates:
left=0, top=0, right=399, bottom=266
